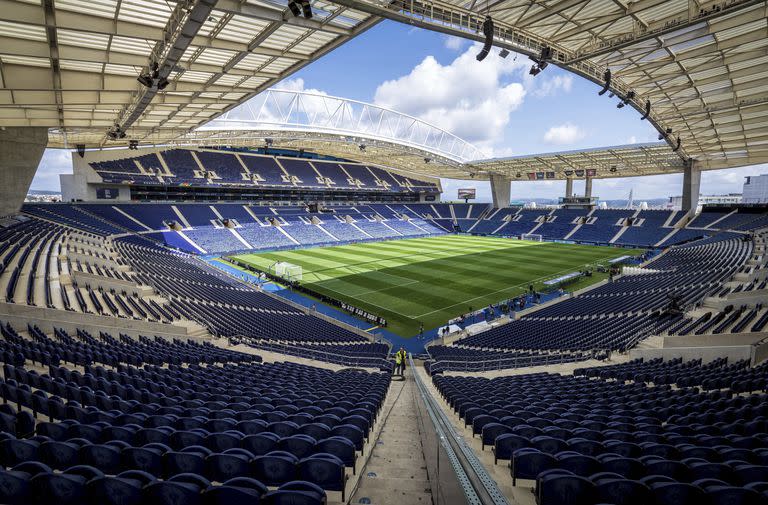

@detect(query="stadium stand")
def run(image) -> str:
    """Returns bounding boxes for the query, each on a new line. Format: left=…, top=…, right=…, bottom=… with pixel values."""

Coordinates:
left=432, top=365, right=768, bottom=505
left=427, top=232, right=754, bottom=372
left=90, top=149, right=439, bottom=196
left=9, top=183, right=768, bottom=505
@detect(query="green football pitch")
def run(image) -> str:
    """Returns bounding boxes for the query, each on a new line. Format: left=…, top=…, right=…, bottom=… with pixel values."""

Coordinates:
left=232, top=235, right=637, bottom=336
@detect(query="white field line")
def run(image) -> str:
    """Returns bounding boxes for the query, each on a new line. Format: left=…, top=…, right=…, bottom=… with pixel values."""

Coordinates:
left=307, top=248, right=626, bottom=322
left=410, top=251, right=628, bottom=318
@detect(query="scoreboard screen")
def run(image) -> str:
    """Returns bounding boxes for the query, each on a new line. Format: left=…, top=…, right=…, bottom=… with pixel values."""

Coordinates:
left=458, top=188, right=476, bottom=200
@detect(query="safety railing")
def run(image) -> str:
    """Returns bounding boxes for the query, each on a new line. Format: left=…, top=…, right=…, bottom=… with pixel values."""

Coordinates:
left=410, top=355, right=509, bottom=505
left=236, top=338, right=393, bottom=370
left=427, top=351, right=590, bottom=374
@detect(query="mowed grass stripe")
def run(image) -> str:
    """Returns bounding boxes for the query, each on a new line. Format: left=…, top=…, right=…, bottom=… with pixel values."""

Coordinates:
left=233, top=235, right=635, bottom=335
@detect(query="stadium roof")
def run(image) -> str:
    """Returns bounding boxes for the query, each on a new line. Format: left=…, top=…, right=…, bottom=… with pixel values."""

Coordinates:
left=3, top=0, right=768, bottom=182
left=329, top=0, right=768, bottom=175
left=0, top=0, right=378, bottom=145
left=473, top=142, right=686, bottom=180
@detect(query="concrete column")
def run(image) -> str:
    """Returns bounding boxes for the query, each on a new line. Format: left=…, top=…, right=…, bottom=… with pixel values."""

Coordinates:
left=584, top=176, right=593, bottom=198
left=565, top=178, right=573, bottom=198
left=0, top=127, right=49, bottom=217
left=682, top=161, right=701, bottom=213
left=489, top=174, right=511, bottom=208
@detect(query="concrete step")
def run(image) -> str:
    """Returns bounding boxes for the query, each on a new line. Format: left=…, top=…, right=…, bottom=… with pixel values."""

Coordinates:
left=362, top=464, right=428, bottom=481
left=352, top=476, right=431, bottom=505
left=352, top=376, right=432, bottom=505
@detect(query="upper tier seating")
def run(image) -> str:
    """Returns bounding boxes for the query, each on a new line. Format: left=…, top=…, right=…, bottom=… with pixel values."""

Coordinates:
left=537, top=209, right=585, bottom=240
left=20, top=203, right=768, bottom=256
left=616, top=210, right=676, bottom=247
left=90, top=149, right=439, bottom=193
left=570, top=209, right=636, bottom=244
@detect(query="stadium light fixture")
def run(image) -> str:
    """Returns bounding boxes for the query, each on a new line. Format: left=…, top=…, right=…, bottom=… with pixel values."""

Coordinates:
left=288, top=1, right=301, bottom=16
left=358, top=144, right=366, bottom=152
left=598, top=69, right=611, bottom=96
left=658, top=127, right=673, bottom=141
left=137, top=62, right=168, bottom=90
left=476, top=16, right=494, bottom=62
left=137, top=73, right=153, bottom=88
left=528, top=46, right=551, bottom=76
left=288, top=0, right=312, bottom=18
left=640, top=100, right=651, bottom=120
left=617, top=90, right=635, bottom=108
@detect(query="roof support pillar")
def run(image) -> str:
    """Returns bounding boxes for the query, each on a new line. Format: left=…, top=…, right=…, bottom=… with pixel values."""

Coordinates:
left=565, top=177, right=573, bottom=198
left=0, top=127, right=49, bottom=217
left=682, top=160, right=701, bottom=214
left=490, top=173, right=511, bottom=209
left=584, top=176, right=593, bottom=199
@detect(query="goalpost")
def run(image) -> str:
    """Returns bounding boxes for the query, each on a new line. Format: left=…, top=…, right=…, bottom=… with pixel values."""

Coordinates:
left=271, top=261, right=303, bottom=282
left=521, top=233, right=543, bottom=242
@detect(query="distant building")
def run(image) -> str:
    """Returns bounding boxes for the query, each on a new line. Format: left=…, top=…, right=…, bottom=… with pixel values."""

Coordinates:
left=667, top=193, right=742, bottom=210
left=742, top=174, right=768, bottom=203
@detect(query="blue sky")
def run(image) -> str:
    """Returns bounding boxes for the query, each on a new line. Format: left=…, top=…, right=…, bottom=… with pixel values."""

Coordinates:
left=31, top=20, right=767, bottom=202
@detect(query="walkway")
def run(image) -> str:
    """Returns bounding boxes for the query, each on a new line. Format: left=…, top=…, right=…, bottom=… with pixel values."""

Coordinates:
left=352, top=374, right=432, bottom=505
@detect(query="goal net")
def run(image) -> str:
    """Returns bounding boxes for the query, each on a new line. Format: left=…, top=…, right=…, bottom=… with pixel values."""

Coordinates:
left=521, top=233, right=543, bottom=242
left=271, top=261, right=303, bottom=282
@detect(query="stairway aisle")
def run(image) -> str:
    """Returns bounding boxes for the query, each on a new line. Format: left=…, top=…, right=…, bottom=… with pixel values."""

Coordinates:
left=351, top=374, right=432, bottom=505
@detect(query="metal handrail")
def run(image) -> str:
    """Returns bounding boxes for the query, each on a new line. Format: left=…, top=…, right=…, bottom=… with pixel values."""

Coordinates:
left=410, top=355, right=509, bottom=505
left=427, top=352, right=590, bottom=373
left=236, top=337, right=392, bottom=369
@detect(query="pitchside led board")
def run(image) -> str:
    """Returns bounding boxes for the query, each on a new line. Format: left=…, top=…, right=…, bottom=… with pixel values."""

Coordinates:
left=458, top=188, right=476, bottom=200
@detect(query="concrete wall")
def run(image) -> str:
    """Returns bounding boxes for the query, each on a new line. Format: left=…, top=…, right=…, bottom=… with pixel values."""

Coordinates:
left=663, top=332, right=768, bottom=348
left=0, top=302, right=203, bottom=342
left=489, top=174, right=511, bottom=209
left=630, top=345, right=752, bottom=364
left=753, top=338, right=768, bottom=364
left=704, top=289, right=768, bottom=310
left=70, top=270, right=152, bottom=297
left=61, top=173, right=131, bottom=202
left=0, top=127, right=49, bottom=217
left=682, top=163, right=701, bottom=213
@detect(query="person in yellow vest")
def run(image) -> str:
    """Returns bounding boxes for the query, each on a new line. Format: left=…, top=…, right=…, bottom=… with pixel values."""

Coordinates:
left=395, top=347, right=407, bottom=377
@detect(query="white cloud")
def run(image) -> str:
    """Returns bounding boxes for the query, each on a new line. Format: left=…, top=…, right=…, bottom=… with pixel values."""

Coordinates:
left=31, top=149, right=72, bottom=192
left=273, top=77, right=327, bottom=96
left=543, top=123, right=586, bottom=145
left=443, top=35, right=465, bottom=51
left=532, top=74, right=573, bottom=97
left=373, top=44, right=527, bottom=153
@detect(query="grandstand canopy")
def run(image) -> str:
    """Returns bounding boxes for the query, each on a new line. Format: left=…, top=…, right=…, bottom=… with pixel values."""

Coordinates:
left=328, top=0, right=768, bottom=176
left=0, top=0, right=378, bottom=145
left=2, top=0, right=767, bottom=183
left=473, top=142, right=687, bottom=181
